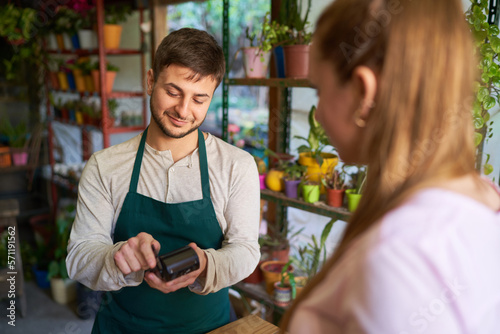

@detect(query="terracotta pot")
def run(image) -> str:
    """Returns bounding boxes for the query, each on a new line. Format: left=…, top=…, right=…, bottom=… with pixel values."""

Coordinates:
left=0, top=146, right=12, bottom=167
left=104, top=24, right=123, bottom=49
left=283, top=44, right=310, bottom=78
left=49, top=71, right=60, bottom=90
left=326, top=188, right=345, bottom=207
left=242, top=47, right=271, bottom=78
left=261, top=244, right=290, bottom=263
left=243, top=260, right=264, bottom=284
left=261, top=261, right=293, bottom=295
left=92, top=70, right=117, bottom=94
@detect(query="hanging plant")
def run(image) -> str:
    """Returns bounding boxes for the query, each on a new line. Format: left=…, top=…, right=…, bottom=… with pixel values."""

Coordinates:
left=466, top=1, right=497, bottom=175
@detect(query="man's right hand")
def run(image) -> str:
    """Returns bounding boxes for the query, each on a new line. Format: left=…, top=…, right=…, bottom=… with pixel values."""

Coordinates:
left=114, top=232, right=160, bottom=275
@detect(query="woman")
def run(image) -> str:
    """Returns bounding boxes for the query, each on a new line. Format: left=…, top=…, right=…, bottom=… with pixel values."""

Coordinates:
left=282, top=0, right=500, bottom=333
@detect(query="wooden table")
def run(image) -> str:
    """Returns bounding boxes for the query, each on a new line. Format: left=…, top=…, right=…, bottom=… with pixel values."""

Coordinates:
left=208, top=314, right=281, bottom=333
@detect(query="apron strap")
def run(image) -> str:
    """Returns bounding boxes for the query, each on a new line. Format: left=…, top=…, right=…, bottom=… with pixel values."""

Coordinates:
left=198, top=129, right=211, bottom=199
left=130, top=127, right=148, bottom=193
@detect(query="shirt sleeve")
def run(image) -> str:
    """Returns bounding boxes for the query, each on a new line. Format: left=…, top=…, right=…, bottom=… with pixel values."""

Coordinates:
left=190, top=153, right=261, bottom=294
left=66, top=155, right=143, bottom=291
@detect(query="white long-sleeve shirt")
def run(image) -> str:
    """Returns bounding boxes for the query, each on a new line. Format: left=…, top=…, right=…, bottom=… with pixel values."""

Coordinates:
left=66, top=132, right=261, bottom=294
left=290, top=187, right=500, bottom=333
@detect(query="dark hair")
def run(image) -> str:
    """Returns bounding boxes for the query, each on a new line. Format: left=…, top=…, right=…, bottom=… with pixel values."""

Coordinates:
left=152, top=28, right=225, bottom=88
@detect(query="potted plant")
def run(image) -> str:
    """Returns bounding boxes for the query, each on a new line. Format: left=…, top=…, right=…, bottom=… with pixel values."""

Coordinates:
left=302, top=174, right=320, bottom=203
left=264, top=149, right=291, bottom=192
left=103, top=4, right=132, bottom=49
left=52, top=6, right=81, bottom=50
left=345, top=165, right=367, bottom=212
left=283, top=162, right=307, bottom=199
left=242, top=12, right=288, bottom=78
left=106, top=98, right=119, bottom=127
left=273, top=259, right=296, bottom=307
left=279, top=0, right=313, bottom=78
left=0, top=118, right=28, bottom=165
left=91, top=61, right=119, bottom=94
left=75, top=7, right=97, bottom=50
left=47, top=201, right=77, bottom=305
left=260, top=259, right=294, bottom=296
left=291, top=219, right=334, bottom=285
left=296, top=106, right=338, bottom=185
left=322, top=165, right=347, bottom=208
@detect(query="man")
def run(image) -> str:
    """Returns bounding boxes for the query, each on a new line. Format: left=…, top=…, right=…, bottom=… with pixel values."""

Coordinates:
left=66, top=28, right=260, bottom=333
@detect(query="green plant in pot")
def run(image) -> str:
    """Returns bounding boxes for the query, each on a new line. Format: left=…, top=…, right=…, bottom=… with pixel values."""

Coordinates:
left=103, top=4, right=132, bottom=49
left=296, top=106, right=338, bottom=185
left=322, top=165, right=347, bottom=208
left=345, top=165, right=367, bottom=213
left=283, top=162, right=307, bottom=199
left=301, top=174, right=321, bottom=203
left=291, top=219, right=334, bottom=284
left=47, top=201, right=77, bottom=304
left=273, top=259, right=297, bottom=307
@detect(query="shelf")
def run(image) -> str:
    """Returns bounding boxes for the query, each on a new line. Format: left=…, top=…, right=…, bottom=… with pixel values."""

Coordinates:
left=49, top=89, right=144, bottom=98
left=47, top=48, right=143, bottom=56
left=232, top=282, right=287, bottom=314
left=226, top=77, right=313, bottom=88
left=261, top=189, right=351, bottom=221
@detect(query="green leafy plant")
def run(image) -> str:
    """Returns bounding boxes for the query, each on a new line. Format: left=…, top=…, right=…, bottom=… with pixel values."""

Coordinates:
left=47, top=203, right=75, bottom=280
left=0, top=118, right=28, bottom=148
left=322, top=166, right=346, bottom=190
left=107, top=98, right=119, bottom=119
left=277, top=259, right=296, bottom=300
left=466, top=1, right=497, bottom=174
left=295, top=105, right=331, bottom=163
left=291, top=219, right=334, bottom=283
left=283, top=162, right=307, bottom=181
left=245, top=12, right=289, bottom=54
left=345, top=165, right=367, bottom=194
left=104, top=4, right=132, bottom=25
left=0, top=4, right=36, bottom=43
left=278, top=0, right=313, bottom=45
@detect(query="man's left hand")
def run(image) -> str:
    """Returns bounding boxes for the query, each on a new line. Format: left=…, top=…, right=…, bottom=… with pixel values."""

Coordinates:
left=144, top=242, right=208, bottom=294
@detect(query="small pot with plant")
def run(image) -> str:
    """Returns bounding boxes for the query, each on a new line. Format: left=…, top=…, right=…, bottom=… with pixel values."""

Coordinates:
left=273, top=259, right=296, bottom=307
left=345, top=165, right=367, bottom=212
left=302, top=174, right=320, bottom=203
left=296, top=106, right=338, bottom=186
left=91, top=61, right=119, bottom=94
left=322, top=165, right=347, bottom=208
left=283, top=162, right=307, bottom=199
left=0, top=118, right=28, bottom=165
left=260, top=259, right=294, bottom=296
left=103, top=4, right=132, bottom=49
left=106, top=98, right=118, bottom=128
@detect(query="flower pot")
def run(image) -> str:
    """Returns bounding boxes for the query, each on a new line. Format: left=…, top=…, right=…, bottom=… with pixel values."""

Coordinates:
left=66, top=72, right=76, bottom=90
left=265, top=169, right=284, bottom=192
left=70, top=33, right=80, bottom=49
left=298, top=152, right=338, bottom=185
left=75, top=111, right=84, bottom=125
left=243, top=260, right=264, bottom=284
left=104, top=24, right=123, bottom=49
left=55, top=33, right=65, bottom=50
left=283, top=44, right=310, bottom=78
left=57, top=72, right=69, bottom=91
left=11, top=150, right=28, bottom=165
left=242, top=47, right=271, bottom=78
left=273, top=46, right=286, bottom=78
left=259, top=174, right=266, bottom=190
left=73, top=69, right=86, bottom=92
left=302, top=184, right=320, bottom=203
left=49, top=71, right=60, bottom=90
left=0, top=146, right=12, bottom=167
left=261, top=244, right=290, bottom=263
left=284, top=179, right=301, bottom=199
left=260, top=261, right=293, bottom=295
left=61, top=108, right=69, bottom=120
left=32, top=265, right=50, bottom=289
left=47, top=33, right=58, bottom=50
left=345, top=189, right=362, bottom=212
left=92, top=70, right=117, bottom=94
left=274, top=281, right=293, bottom=307
left=78, top=29, right=98, bottom=50
left=326, top=188, right=345, bottom=208
left=84, top=75, right=94, bottom=92
left=50, top=278, right=77, bottom=304
left=63, top=33, right=73, bottom=51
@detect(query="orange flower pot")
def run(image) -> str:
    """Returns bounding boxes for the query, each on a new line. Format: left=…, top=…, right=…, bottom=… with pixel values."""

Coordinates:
left=91, top=70, right=117, bottom=94
left=72, top=69, right=86, bottom=92
left=55, top=34, right=65, bottom=50
left=103, top=24, right=123, bottom=49
left=57, top=72, right=69, bottom=91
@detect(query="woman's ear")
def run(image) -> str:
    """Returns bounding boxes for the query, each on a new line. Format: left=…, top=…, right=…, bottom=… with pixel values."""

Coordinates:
left=352, top=66, right=377, bottom=120
left=146, top=69, right=154, bottom=95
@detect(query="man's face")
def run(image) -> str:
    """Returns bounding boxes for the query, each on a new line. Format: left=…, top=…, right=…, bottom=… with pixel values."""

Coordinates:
left=147, top=65, right=217, bottom=139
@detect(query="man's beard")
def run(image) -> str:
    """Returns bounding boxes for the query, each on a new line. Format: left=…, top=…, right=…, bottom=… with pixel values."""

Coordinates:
left=149, top=93, right=204, bottom=139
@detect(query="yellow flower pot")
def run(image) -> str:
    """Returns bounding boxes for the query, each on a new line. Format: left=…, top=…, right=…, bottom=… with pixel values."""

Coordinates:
left=298, top=152, right=338, bottom=184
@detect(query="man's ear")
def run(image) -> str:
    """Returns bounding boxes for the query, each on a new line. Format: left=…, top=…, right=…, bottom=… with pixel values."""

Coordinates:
left=352, top=66, right=377, bottom=119
left=146, top=69, right=154, bottom=95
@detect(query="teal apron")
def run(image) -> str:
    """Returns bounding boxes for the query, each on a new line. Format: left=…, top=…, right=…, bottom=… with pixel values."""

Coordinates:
left=92, top=128, right=230, bottom=334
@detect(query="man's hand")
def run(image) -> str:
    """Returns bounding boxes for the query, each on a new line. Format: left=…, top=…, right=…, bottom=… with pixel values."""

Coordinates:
left=144, top=242, right=208, bottom=294
left=114, top=232, right=160, bottom=275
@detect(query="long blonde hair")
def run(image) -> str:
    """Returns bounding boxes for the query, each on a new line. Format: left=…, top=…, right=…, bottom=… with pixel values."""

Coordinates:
left=281, top=0, right=477, bottom=329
